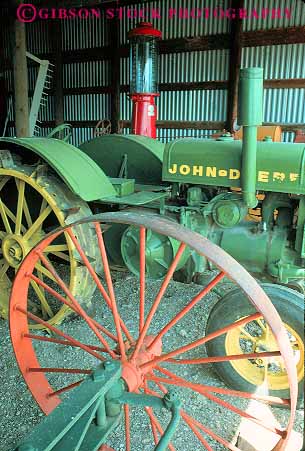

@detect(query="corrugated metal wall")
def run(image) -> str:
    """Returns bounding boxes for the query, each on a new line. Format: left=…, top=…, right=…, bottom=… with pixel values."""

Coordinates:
left=2, top=0, right=305, bottom=145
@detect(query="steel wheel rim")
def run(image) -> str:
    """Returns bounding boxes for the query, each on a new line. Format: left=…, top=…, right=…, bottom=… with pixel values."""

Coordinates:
left=10, top=212, right=298, bottom=450
left=0, top=169, right=78, bottom=327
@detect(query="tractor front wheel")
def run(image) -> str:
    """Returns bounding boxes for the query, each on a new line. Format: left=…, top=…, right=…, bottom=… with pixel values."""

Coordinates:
left=206, top=283, right=304, bottom=407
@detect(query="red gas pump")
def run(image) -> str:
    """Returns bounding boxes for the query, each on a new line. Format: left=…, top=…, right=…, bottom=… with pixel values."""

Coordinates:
left=128, top=22, right=162, bottom=139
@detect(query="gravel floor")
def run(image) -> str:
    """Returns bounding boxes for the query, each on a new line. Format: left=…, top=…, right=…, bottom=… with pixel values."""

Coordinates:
left=0, top=271, right=303, bottom=451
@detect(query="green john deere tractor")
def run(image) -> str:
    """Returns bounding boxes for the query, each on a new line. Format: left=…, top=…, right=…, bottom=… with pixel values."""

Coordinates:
left=0, top=67, right=303, bottom=412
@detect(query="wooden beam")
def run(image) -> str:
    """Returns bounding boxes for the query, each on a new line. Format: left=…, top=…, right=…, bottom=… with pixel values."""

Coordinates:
left=50, top=20, right=64, bottom=126
left=155, top=121, right=225, bottom=130
left=226, top=0, right=244, bottom=133
left=159, top=34, right=230, bottom=53
left=16, top=25, right=305, bottom=66
left=119, top=81, right=228, bottom=93
left=7, top=120, right=305, bottom=133
left=243, top=26, right=305, bottom=47
left=7, top=78, right=305, bottom=97
left=264, top=79, right=305, bottom=89
left=14, top=13, right=29, bottom=137
left=109, top=17, right=120, bottom=134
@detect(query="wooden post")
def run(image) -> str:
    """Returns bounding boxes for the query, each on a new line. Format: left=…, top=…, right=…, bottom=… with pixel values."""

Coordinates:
left=14, top=11, right=29, bottom=137
left=226, top=0, right=244, bottom=133
left=50, top=20, right=64, bottom=126
left=109, top=17, right=120, bottom=134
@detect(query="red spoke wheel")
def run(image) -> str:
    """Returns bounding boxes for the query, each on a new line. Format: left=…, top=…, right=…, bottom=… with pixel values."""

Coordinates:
left=10, top=212, right=297, bottom=450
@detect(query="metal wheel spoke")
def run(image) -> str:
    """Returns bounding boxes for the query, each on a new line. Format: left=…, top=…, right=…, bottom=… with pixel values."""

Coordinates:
left=15, top=179, right=25, bottom=235
left=45, top=245, right=70, bottom=253
left=147, top=382, right=214, bottom=451
left=23, top=196, right=33, bottom=228
left=256, top=318, right=267, bottom=332
left=66, top=225, right=132, bottom=345
left=36, top=269, right=49, bottom=319
left=238, top=326, right=257, bottom=342
left=15, top=305, right=105, bottom=362
left=140, top=313, right=261, bottom=371
left=143, top=405, right=176, bottom=451
left=45, top=244, right=70, bottom=263
left=47, top=380, right=84, bottom=398
left=143, top=382, right=159, bottom=445
left=47, top=251, right=70, bottom=262
left=131, top=242, right=187, bottom=362
left=181, top=410, right=241, bottom=451
left=168, top=350, right=281, bottom=365
left=203, top=391, right=284, bottom=437
left=150, top=367, right=290, bottom=406
left=28, top=367, right=92, bottom=375
left=93, top=222, right=127, bottom=360
left=30, top=279, right=54, bottom=318
left=182, top=416, right=214, bottom=451
left=23, top=205, right=52, bottom=240
left=149, top=372, right=287, bottom=435
left=23, top=333, right=111, bottom=353
left=0, top=175, right=10, bottom=191
left=139, top=226, right=146, bottom=334
left=34, top=262, right=57, bottom=283
left=37, top=252, right=117, bottom=358
left=148, top=271, right=225, bottom=350
left=150, top=382, right=241, bottom=451
left=124, top=405, right=131, bottom=451
left=0, top=196, right=12, bottom=233
left=0, top=262, right=9, bottom=278
left=30, top=274, right=118, bottom=343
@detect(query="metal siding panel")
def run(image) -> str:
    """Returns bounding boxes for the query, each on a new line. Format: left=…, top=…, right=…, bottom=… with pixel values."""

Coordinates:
left=63, top=61, right=109, bottom=88
left=119, top=0, right=231, bottom=43
left=62, top=15, right=108, bottom=50
left=241, top=44, right=305, bottom=79
left=264, top=88, right=305, bottom=124
left=158, top=90, right=227, bottom=121
left=26, top=21, right=51, bottom=54
left=157, top=128, right=218, bottom=142
left=64, top=94, right=110, bottom=122
left=242, top=44, right=305, bottom=138
left=159, top=49, right=229, bottom=83
left=282, top=131, right=295, bottom=142
left=242, top=0, right=305, bottom=31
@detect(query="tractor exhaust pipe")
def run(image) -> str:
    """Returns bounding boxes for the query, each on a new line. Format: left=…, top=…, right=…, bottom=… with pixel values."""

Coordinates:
left=238, top=67, right=264, bottom=208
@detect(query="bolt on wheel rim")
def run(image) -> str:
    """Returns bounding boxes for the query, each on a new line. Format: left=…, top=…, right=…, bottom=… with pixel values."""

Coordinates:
left=9, top=212, right=298, bottom=450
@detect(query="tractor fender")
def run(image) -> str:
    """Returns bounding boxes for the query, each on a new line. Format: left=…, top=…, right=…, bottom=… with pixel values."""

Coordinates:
left=80, top=134, right=165, bottom=184
left=0, top=137, right=116, bottom=202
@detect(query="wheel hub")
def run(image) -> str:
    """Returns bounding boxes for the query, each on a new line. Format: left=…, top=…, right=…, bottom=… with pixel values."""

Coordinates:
left=2, top=233, right=44, bottom=268
left=2, top=235, right=29, bottom=268
left=121, top=335, right=162, bottom=392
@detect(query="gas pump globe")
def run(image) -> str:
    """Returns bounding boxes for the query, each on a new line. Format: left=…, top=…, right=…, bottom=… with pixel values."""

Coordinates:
left=128, top=22, right=162, bottom=138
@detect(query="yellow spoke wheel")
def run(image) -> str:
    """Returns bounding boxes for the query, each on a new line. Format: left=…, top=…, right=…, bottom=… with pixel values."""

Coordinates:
left=206, top=283, right=304, bottom=407
left=225, top=319, right=304, bottom=390
left=0, top=157, right=97, bottom=328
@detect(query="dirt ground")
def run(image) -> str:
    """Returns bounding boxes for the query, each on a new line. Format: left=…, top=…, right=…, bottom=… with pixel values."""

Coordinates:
left=0, top=272, right=303, bottom=451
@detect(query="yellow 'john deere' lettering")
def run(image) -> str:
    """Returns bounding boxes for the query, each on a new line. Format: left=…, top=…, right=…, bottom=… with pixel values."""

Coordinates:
left=168, top=164, right=241, bottom=179
left=167, top=164, right=299, bottom=184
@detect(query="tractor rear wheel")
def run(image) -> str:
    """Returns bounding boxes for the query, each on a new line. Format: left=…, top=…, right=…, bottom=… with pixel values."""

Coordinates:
left=206, top=283, right=304, bottom=407
left=0, top=158, right=97, bottom=327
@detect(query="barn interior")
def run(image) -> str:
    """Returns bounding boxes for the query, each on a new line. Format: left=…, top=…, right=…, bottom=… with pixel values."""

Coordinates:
left=0, top=1, right=304, bottom=451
